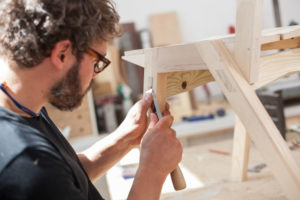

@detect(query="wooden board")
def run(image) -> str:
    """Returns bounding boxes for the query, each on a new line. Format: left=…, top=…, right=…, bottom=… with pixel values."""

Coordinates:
left=123, top=26, right=300, bottom=69
left=231, top=0, right=263, bottom=181
left=196, top=40, right=300, bottom=200
left=231, top=117, right=251, bottom=181
left=253, top=48, right=300, bottom=89
left=166, top=70, right=214, bottom=98
left=167, top=93, right=193, bottom=123
left=45, top=91, right=97, bottom=139
left=234, top=0, right=263, bottom=83
left=149, top=11, right=182, bottom=47
left=261, top=37, right=300, bottom=51
left=124, top=47, right=300, bottom=95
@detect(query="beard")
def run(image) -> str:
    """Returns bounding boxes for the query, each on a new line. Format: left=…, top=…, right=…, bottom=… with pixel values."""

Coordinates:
left=48, top=60, right=92, bottom=111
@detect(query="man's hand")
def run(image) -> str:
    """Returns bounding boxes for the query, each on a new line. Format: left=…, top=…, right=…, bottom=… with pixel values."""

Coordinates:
left=114, top=93, right=152, bottom=147
left=139, top=113, right=182, bottom=177
left=79, top=92, right=172, bottom=182
left=128, top=113, right=183, bottom=200
left=115, top=92, right=170, bottom=148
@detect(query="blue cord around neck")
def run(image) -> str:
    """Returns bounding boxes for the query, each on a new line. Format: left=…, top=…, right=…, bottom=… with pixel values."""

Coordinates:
left=0, top=82, right=37, bottom=117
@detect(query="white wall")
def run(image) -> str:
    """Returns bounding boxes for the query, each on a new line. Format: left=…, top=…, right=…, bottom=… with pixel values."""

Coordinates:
left=115, top=0, right=300, bottom=43
left=280, top=0, right=300, bottom=26
left=114, top=0, right=300, bottom=102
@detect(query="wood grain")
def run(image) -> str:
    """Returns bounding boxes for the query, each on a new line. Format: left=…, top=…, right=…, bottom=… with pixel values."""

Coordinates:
left=253, top=48, right=300, bottom=89
left=231, top=116, right=251, bottom=181
left=166, top=70, right=214, bottom=98
left=262, top=37, right=300, bottom=51
left=234, top=0, right=263, bottom=83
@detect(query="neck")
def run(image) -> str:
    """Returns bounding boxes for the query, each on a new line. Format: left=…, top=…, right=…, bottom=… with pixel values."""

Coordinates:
left=0, top=59, right=52, bottom=117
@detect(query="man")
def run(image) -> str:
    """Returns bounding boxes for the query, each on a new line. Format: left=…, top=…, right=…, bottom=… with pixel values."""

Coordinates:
left=0, top=0, right=182, bottom=200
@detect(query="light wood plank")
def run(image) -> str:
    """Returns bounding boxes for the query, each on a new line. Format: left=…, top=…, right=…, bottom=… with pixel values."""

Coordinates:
left=128, top=47, right=300, bottom=98
left=166, top=70, right=214, bottom=98
left=127, top=46, right=300, bottom=100
left=231, top=117, right=251, bottom=182
left=261, top=37, right=300, bottom=51
left=123, top=26, right=300, bottom=69
left=149, top=12, right=182, bottom=47
left=196, top=40, right=300, bottom=200
left=122, top=43, right=207, bottom=70
left=143, top=49, right=155, bottom=92
left=280, top=25, right=300, bottom=40
left=122, top=54, right=145, bottom=68
left=234, top=0, right=263, bottom=83
left=232, top=0, right=263, bottom=180
left=253, top=48, right=300, bottom=89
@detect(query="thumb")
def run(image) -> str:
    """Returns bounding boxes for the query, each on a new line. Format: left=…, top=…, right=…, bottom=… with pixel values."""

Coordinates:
left=148, top=113, right=158, bottom=129
left=140, top=92, right=153, bottom=114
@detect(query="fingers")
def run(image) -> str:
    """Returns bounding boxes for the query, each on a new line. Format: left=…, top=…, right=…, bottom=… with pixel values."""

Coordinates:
left=128, top=92, right=152, bottom=118
left=139, top=92, right=153, bottom=114
left=162, top=103, right=171, bottom=116
left=165, top=103, right=170, bottom=111
left=148, top=113, right=158, bottom=129
left=157, top=115, right=174, bottom=128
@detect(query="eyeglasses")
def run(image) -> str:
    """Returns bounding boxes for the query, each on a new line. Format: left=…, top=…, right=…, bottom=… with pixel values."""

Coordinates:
left=87, top=48, right=111, bottom=73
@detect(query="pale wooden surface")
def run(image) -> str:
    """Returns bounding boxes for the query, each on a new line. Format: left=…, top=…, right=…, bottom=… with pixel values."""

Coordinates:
left=231, top=117, right=250, bottom=181
left=253, top=48, right=300, bottom=89
left=149, top=11, right=182, bottom=47
left=234, top=0, right=263, bottom=83
left=125, top=46, right=300, bottom=94
left=45, top=92, right=95, bottom=138
left=261, top=37, right=300, bottom=51
left=196, top=40, right=300, bottom=200
left=166, top=70, right=214, bottom=98
left=166, top=92, right=193, bottom=123
left=231, top=0, right=263, bottom=181
left=123, top=26, right=300, bottom=69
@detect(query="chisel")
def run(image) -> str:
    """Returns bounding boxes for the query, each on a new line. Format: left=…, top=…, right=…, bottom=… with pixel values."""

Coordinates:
left=150, top=89, right=186, bottom=190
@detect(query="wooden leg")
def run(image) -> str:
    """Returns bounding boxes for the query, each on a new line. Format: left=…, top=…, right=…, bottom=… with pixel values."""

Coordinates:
left=231, top=116, right=251, bottom=181
left=196, top=40, right=300, bottom=200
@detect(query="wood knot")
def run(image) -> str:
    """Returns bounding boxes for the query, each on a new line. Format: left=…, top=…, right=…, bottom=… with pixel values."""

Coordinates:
left=181, top=81, right=187, bottom=89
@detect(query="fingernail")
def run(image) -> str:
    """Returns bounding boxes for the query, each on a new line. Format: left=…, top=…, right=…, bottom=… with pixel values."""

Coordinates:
left=144, top=93, right=151, bottom=102
left=151, top=113, right=157, bottom=121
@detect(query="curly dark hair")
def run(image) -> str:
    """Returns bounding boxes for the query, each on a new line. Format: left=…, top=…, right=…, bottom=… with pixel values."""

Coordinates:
left=0, top=0, right=121, bottom=68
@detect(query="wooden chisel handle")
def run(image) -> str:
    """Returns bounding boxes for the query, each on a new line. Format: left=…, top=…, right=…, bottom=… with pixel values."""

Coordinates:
left=170, top=165, right=186, bottom=190
left=150, top=89, right=186, bottom=190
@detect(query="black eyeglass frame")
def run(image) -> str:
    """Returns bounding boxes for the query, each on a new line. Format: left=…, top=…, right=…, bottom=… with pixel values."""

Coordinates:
left=87, top=48, right=111, bottom=73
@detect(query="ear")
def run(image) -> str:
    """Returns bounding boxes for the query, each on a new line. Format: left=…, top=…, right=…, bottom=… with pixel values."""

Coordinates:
left=50, top=40, right=73, bottom=70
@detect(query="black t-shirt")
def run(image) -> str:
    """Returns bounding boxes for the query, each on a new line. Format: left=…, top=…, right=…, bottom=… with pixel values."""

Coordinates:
left=0, top=106, right=104, bottom=200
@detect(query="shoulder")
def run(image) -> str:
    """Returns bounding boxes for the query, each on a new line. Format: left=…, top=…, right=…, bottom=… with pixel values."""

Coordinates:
left=0, top=111, right=61, bottom=174
left=0, top=148, right=85, bottom=200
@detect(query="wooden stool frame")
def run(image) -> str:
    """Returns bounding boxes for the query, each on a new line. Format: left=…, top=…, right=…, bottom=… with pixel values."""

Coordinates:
left=123, top=0, right=300, bottom=199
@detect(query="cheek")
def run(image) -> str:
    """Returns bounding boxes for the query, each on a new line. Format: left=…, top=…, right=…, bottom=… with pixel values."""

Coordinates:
left=79, top=60, right=94, bottom=87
